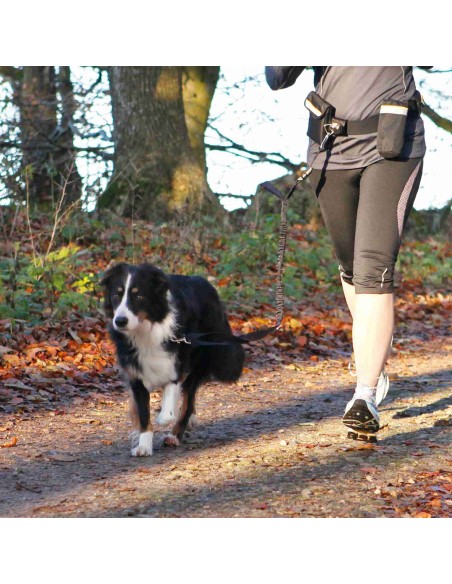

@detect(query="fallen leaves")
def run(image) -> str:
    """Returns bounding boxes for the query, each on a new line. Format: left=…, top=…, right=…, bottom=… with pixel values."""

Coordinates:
left=1, top=354, right=20, bottom=367
left=377, top=470, right=452, bottom=518
left=1, top=436, right=17, bottom=448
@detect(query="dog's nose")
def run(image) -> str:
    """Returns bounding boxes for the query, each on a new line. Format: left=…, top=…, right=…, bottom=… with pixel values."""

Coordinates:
left=114, top=316, right=128, bottom=329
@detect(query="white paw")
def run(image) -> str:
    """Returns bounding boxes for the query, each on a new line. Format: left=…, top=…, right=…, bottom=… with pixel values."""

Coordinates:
left=131, top=445, right=153, bottom=457
left=163, top=434, right=180, bottom=448
left=156, top=411, right=177, bottom=426
left=131, top=431, right=153, bottom=457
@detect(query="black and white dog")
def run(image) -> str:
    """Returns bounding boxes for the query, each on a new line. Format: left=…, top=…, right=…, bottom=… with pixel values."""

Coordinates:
left=101, top=262, right=245, bottom=457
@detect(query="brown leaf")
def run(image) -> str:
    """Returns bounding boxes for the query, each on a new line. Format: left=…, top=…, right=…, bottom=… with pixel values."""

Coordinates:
left=414, top=511, right=431, bottom=518
left=1, top=436, right=18, bottom=448
left=2, top=354, right=20, bottom=366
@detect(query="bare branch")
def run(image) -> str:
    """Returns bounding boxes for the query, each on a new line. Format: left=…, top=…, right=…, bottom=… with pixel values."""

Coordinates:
left=422, top=102, right=452, bottom=134
left=214, top=192, right=252, bottom=200
left=207, top=126, right=302, bottom=172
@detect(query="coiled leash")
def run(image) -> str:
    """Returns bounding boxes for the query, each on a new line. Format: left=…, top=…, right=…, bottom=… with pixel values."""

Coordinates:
left=171, top=166, right=313, bottom=347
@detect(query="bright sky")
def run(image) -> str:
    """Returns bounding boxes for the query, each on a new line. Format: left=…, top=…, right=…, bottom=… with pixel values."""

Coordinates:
left=207, top=67, right=452, bottom=212
left=3, top=66, right=448, bottom=214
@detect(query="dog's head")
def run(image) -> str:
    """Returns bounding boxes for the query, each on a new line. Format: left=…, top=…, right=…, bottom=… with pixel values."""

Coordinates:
left=101, top=262, right=170, bottom=333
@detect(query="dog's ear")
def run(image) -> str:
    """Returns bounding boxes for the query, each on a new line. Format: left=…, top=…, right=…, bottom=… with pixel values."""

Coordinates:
left=100, top=262, right=128, bottom=289
left=100, top=263, right=128, bottom=318
left=139, top=263, right=169, bottom=296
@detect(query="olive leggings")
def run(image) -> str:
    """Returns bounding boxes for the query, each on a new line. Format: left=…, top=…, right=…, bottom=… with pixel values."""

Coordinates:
left=309, top=157, right=423, bottom=293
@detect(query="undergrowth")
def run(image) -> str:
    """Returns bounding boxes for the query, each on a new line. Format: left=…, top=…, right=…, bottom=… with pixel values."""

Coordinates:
left=0, top=206, right=449, bottom=326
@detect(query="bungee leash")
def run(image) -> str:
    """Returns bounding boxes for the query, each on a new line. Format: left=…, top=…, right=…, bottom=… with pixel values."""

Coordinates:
left=171, top=165, right=313, bottom=347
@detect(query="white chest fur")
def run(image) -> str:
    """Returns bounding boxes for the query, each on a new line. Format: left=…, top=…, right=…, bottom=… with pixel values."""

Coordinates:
left=126, top=313, right=177, bottom=390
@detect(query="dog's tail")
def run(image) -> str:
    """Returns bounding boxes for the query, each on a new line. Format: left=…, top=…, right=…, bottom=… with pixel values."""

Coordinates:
left=207, top=310, right=245, bottom=382
left=210, top=342, right=245, bottom=382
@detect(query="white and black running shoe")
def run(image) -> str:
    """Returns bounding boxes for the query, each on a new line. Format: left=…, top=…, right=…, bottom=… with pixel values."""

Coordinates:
left=343, top=386, right=380, bottom=434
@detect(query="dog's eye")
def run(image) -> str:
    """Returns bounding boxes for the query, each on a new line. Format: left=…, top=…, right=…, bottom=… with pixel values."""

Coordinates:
left=137, top=295, right=145, bottom=301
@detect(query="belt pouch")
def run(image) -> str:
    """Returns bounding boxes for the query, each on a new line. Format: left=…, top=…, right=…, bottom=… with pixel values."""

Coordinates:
left=377, top=100, right=409, bottom=159
left=305, top=91, right=335, bottom=146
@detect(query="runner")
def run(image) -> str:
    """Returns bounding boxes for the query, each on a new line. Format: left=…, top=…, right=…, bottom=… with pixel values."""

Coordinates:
left=265, top=66, right=428, bottom=441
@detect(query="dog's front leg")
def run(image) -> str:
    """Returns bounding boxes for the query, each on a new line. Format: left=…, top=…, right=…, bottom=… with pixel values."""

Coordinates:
left=129, top=379, right=153, bottom=457
left=156, top=381, right=181, bottom=426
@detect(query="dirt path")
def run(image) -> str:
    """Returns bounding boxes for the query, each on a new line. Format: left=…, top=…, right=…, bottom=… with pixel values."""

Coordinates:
left=0, top=340, right=451, bottom=518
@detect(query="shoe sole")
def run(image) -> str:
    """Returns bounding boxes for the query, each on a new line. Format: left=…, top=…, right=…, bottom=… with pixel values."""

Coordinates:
left=343, top=399, right=380, bottom=434
left=347, top=430, right=378, bottom=443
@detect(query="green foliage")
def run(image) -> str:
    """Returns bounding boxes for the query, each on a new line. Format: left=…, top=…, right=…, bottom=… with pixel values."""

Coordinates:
left=0, top=207, right=448, bottom=326
left=214, top=211, right=341, bottom=304
left=0, top=241, right=96, bottom=323
left=397, top=240, right=451, bottom=289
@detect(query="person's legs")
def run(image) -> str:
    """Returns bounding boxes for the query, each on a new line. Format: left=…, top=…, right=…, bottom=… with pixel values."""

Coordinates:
left=353, top=293, right=393, bottom=387
left=311, top=157, right=423, bottom=435
left=341, top=157, right=424, bottom=436
left=341, top=278, right=356, bottom=317
left=352, top=157, right=423, bottom=390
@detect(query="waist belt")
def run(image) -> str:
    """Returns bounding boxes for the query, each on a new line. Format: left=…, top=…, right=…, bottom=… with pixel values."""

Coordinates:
left=342, top=115, right=379, bottom=135
left=334, top=99, right=420, bottom=137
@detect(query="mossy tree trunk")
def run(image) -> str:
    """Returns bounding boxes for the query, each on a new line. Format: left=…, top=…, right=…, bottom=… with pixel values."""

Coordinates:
left=182, top=66, right=219, bottom=170
left=100, top=66, right=223, bottom=222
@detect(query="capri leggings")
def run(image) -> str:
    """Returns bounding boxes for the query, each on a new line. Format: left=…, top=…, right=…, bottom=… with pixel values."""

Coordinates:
left=309, top=157, right=423, bottom=294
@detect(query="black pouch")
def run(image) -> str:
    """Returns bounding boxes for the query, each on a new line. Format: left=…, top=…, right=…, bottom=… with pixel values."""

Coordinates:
left=305, top=91, right=335, bottom=148
left=377, top=99, right=409, bottom=159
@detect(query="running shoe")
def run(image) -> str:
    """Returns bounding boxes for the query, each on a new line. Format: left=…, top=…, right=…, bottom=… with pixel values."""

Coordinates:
left=348, top=364, right=389, bottom=406
left=343, top=385, right=380, bottom=434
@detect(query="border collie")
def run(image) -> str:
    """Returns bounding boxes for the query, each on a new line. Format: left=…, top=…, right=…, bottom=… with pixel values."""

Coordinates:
left=101, top=262, right=245, bottom=457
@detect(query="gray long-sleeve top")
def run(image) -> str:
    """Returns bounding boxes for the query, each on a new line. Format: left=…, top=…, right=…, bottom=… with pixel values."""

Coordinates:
left=265, top=66, right=426, bottom=169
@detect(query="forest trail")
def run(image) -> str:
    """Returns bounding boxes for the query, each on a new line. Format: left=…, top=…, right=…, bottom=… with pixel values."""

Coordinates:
left=1, top=338, right=450, bottom=518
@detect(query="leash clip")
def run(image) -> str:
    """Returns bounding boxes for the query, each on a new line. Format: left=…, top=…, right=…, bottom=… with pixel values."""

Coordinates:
left=297, top=166, right=312, bottom=183
left=170, top=335, right=192, bottom=344
left=320, top=124, right=335, bottom=150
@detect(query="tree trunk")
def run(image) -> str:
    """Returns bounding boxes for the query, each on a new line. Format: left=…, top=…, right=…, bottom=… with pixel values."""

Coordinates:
left=18, top=66, right=82, bottom=209
left=56, top=66, right=83, bottom=206
left=100, top=66, right=223, bottom=222
left=182, top=66, right=220, bottom=169
left=20, top=67, right=58, bottom=206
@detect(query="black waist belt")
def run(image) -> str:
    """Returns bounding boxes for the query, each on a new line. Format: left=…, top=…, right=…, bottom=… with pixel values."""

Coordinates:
left=344, top=116, right=379, bottom=135
left=338, top=99, right=420, bottom=136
